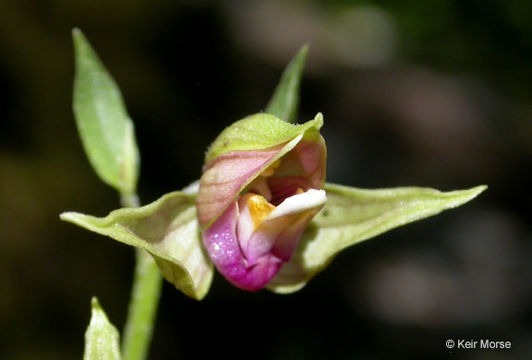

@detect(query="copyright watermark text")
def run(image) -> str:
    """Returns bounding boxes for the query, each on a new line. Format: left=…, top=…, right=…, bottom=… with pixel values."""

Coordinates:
left=445, top=339, right=511, bottom=350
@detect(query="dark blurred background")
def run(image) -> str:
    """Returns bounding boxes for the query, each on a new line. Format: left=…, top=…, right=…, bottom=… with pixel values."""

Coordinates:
left=1, top=1, right=531, bottom=359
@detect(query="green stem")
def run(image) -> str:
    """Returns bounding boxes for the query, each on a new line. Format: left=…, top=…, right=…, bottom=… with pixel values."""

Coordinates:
left=120, top=193, right=163, bottom=360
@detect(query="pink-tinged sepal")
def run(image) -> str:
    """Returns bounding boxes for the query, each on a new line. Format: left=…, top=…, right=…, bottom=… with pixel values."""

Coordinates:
left=197, top=143, right=286, bottom=229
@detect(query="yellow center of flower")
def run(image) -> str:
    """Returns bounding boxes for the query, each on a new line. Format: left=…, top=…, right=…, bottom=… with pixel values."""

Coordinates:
left=246, top=194, right=275, bottom=229
left=245, top=187, right=306, bottom=229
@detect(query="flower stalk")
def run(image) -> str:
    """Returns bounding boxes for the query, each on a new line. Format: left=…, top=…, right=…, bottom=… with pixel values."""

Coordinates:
left=121, top=248, right=162, bottom=360
left=120, top=194, right=163, bottom=360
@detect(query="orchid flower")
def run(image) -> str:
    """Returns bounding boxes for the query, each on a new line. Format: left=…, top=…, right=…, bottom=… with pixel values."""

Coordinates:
left=61, top=34, right=486, bottom=302
left=197, top=113, right=326, bottom=290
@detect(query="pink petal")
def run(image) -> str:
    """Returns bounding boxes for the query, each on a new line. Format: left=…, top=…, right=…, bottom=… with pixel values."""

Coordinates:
left=203, top=190, right=326, bottom=291
left=272, top=136, right=327, bottom=189
left=202, top=202, right=283, bottom=291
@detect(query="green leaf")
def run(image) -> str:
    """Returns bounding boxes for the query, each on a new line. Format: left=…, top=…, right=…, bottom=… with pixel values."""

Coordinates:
left=60, top=192, right=213, bottom=300
left=205, top=112, right=323, bottom=164
left=268, top=184, right=487, bottom=293
left=84, top=297, right=121, bottom=360
left=265, top=44, right=309, bottom=123
left=72, top=28, right=139, bottom=196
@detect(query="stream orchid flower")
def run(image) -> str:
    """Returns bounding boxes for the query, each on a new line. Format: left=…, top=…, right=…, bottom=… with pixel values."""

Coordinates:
left=61, top=32, right=489, bottom=360
left=61, top=36, right=486, bottom=300
left=196, top=113, right=326, bottom=290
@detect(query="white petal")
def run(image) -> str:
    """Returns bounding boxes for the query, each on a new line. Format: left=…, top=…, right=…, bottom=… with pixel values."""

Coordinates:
left=267, top=189, right=326, bottom=221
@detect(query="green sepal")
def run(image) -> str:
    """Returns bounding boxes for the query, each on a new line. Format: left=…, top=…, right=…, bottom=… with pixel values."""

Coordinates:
left=265, top=44, right=309, bottom=123
left=205, top=112, right=323, bottom=164
left=60, top=192, right=213, bottom=300
left=267, top=184, right=487, bottom=293
left=72, top=28, right=139, bottom=196
left=84, top=297, right=121, bottom=360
